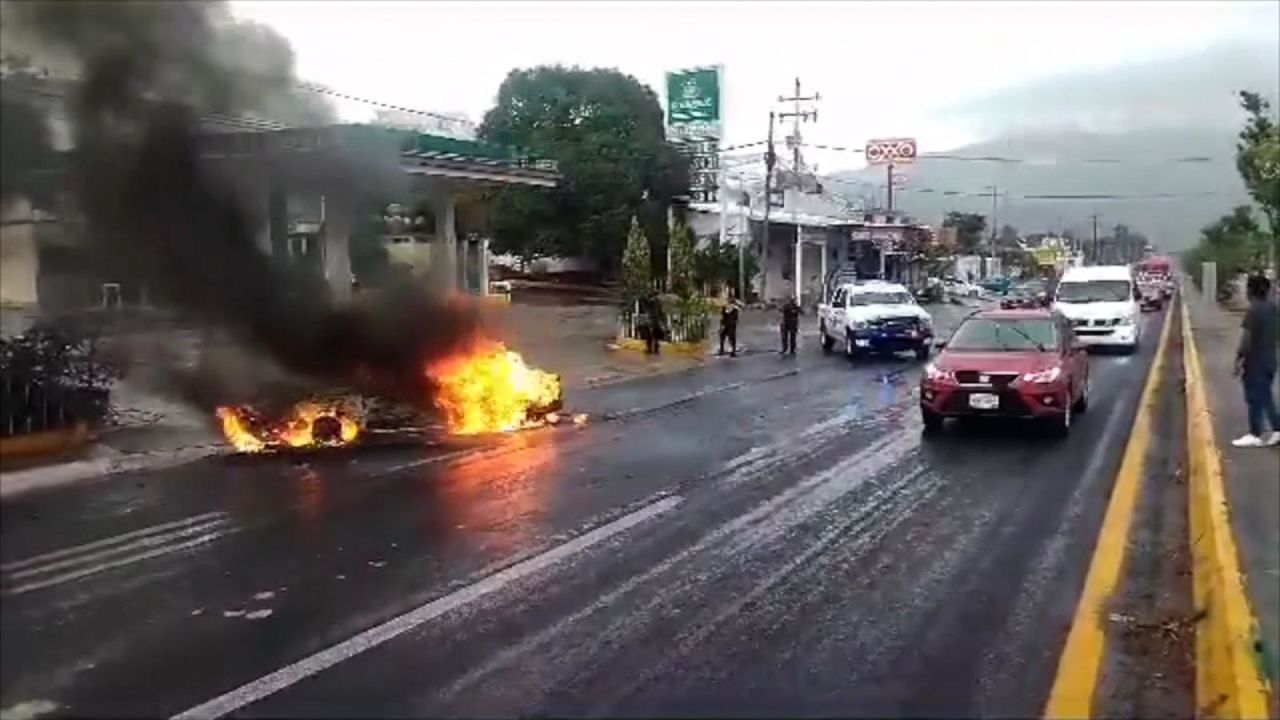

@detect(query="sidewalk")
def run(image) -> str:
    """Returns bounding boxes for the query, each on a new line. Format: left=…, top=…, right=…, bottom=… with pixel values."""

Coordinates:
left=0, top=376, right=227, bottom=499
left=1184, top=284, right=1280, bottom=700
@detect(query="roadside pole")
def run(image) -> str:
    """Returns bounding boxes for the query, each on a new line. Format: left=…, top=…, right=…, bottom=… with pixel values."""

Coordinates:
left=761, top=112, right=776, bottom=302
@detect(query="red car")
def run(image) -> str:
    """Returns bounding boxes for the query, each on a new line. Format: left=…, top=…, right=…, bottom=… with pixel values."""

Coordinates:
left=919, top=308, right=1090, bottom=435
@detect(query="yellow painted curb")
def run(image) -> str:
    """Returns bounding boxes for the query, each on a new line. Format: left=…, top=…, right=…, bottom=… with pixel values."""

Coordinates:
left=610, top=336, right=708, bottom=358
left=1045, top=305, right=1173, bottom=719
left=0, top=422, right=91, bottom=459
left=1180, top=296, right=1273, bottom=719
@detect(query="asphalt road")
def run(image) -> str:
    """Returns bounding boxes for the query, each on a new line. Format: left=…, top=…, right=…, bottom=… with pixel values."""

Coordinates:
left=1, top=308, right=1168, bottom=718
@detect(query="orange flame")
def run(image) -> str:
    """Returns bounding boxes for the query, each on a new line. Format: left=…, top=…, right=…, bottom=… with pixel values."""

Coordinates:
left=426, top=340, right=564, bottom=435
left=216, top=401, right=361, bottom=453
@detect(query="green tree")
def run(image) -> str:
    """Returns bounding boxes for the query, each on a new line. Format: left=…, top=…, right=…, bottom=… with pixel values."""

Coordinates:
left=943, top=212, right=988, bottom=253
left=1184, top=206, right=1268, bottom=289
left=996, top=224, right=1021, bottom=249
left=478, top=65, right=689, bottom=277
left=1236, top=91, right=1280, bottom=240
left=668, top=220, right=697, bottom=299
left=621, top=216, right=652, bottom=303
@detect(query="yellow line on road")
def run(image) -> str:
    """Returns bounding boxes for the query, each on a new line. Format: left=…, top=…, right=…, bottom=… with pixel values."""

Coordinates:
left=1180, top=297, right=1272, bottom=719
left=1044, top=307, right=1173, bottom=718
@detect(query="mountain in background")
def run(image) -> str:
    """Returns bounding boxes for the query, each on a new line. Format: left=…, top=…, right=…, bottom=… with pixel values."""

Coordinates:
left=828, top=39, right=1279, bottom=252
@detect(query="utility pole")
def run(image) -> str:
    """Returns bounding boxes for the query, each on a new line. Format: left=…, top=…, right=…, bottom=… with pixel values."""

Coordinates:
left=984, top=184, right=998, bottom=279
left=778, top=77, right=820, bottom=175
left=777, top=77, right=819, bottom=304
left=760, top=111, right=777, bottom=302
left=1090, top=213, right=1100, bottom=266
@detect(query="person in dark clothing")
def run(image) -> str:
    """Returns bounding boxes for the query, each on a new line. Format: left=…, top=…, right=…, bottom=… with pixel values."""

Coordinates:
left=1232, top=274, right=1280, bottom=447
left=642, top=293, right=665, bottom=355
left=780, top=297, right=800, bottom=355
left=719, top=294, right=741, bottom=357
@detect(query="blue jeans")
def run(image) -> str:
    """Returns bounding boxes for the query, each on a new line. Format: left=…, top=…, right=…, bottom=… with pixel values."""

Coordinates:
left=1243, top=366, right=1280, bottom=436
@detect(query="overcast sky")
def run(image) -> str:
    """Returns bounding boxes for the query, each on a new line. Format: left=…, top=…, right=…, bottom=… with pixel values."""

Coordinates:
left=230, top=0, right=1280, bottom=171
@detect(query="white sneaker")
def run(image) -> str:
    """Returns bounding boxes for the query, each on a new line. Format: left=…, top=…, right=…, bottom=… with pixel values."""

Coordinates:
left=1267, top=431, right=1280, bottom=447
left=1231, top=434, right=1268, bottom=448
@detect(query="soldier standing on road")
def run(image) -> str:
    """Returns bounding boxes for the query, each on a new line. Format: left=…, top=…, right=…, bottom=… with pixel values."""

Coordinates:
left=642, top=292, right=665, bottom=356
left=780, top=297, right=800, bottom=356
left=718, top=293, right=741, bottom=357
left=1231, top=274, right=1280, bottom=447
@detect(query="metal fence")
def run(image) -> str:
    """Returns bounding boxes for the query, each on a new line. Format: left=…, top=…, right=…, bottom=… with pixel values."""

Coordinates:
left=617, top=306, right=710, bottom=344
left=0, top=371, right=107, bottom=438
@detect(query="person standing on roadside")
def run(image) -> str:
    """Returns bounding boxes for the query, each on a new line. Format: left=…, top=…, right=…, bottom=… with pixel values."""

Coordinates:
left=780, top=296, right=800, bottom=356
left=1231, top=274, right=1280, bottom=447
left=641, top=292, right=665, bottom=356
left=719, top=293, right=741, bottom=357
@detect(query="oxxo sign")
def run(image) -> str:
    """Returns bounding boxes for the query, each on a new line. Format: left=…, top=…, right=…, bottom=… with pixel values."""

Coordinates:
left=864, top=137, right=917, bottom=165
left=666, top=66, right=724, bottom=203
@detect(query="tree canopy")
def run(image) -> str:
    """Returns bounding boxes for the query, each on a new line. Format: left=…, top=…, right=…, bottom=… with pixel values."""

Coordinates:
left=478, top=65, right=689, bottom=276
left=943, top=212, right=988, bottom=253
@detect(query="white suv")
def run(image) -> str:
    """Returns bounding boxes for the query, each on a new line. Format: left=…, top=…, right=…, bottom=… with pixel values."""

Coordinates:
left=818, top=280, right=935, bottom=360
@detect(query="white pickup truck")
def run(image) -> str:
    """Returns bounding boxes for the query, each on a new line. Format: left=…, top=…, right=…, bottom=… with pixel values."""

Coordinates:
left=817, top=280, right=936, bottom=360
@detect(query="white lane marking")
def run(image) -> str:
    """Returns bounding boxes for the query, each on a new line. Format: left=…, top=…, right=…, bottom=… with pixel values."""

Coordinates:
left=4, top=529, right=238, bottom=596
left=7, top=518, right=228, bottom=580
left=368, top=448, right=475, bottom=478
left=1, top=511, right=226, bottom=573
left=437, top=432, right=919, bottom=701
left=0, top=699, right=59, bottom=720
left=171, top=494, right=684, bottom=720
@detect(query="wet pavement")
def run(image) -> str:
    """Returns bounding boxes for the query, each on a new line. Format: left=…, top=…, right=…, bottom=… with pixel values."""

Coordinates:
left=1, top=311, right=1172, bottom=717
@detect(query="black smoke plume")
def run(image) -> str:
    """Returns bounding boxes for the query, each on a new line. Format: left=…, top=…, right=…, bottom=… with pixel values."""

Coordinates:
left=8, top=1, right=484, bottom=409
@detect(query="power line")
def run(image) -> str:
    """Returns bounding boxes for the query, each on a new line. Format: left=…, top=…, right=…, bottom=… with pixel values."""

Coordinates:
left=819, top=175, right=1225, bottom=200
left=798, top=142, right=1231, bottom=165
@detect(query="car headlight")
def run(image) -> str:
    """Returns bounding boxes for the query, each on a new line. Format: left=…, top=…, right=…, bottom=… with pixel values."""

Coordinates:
left=1021, top=366, right=1062, bottom=384
left=924, top=363, right=956, bottom=383
left=1117, top=313, right=1137, bottom=326
left=851, top=319, right=869, bottom=330
left=919, top=315, right=933, bottom=328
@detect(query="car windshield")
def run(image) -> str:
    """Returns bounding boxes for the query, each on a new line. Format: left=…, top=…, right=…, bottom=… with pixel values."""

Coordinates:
left=1056, top=280, right=1131, bottom=302
left=947, top=318, right=1058, bottom=352
left=849, top=291, right=913, bottom=306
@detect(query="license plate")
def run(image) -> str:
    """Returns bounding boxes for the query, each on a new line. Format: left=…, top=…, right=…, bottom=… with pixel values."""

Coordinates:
left=855, top=339, right=870, bottom=347
left=968, top=393, right=999, bottom=410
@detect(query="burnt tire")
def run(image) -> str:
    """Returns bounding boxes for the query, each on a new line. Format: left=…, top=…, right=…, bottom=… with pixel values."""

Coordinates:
left=922, top=409, right=944, bottom=434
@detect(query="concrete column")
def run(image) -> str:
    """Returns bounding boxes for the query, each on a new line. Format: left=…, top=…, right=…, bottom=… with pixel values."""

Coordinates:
left=479, top=237, right=491, bottom=295
left=820, top=232, right=828, bottom=303
left=434, top=193, right=457, bottom=293
left=268, top=187, right=288, bottom=259
left=321, top=193, right=353, bottom=303
left=457, top=235, right=469, bottom=293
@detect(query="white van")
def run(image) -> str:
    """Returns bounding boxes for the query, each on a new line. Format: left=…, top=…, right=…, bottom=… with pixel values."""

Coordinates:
left=1052, top=265, right=1141, bottom=352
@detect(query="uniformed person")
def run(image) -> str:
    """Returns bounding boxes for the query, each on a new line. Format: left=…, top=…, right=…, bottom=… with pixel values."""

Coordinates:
left=719, top=293, right=741, bottom=357
left=780, top=297, right=800, bottom=355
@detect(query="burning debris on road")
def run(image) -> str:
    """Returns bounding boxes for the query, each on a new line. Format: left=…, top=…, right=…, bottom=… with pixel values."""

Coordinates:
left=211, top=339, right=589, bottom=452
left=216, top=400, right=361, bottom=453
left=427, top=339, right=569, bottom=435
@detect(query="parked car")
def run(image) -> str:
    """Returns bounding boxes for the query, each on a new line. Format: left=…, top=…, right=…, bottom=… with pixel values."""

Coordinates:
left=942, top=277, right=982, bottom=299
left=980, top=276, right=1013, bottom=295
left=920, top=308, right=1090, bottom=436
